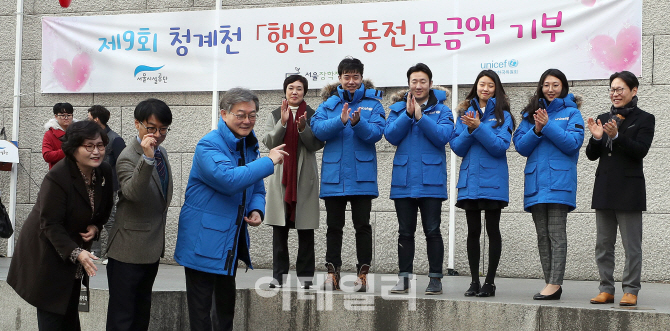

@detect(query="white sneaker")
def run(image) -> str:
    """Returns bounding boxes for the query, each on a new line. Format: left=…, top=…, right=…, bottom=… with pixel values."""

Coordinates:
left=269, top=279, right=282, bottom=288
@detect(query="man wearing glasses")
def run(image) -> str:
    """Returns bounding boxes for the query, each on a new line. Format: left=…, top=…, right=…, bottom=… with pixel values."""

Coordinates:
left=175, top=88, right=287, bottom=330
left=106, top=98, right=173, bottom=331
left=42, top=102, right=74, bottom=169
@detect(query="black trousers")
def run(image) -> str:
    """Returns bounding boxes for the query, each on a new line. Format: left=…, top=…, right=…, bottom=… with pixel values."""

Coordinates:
left=185, top=267, right=237, bottom=331
left=324, top=195, right=373, bottom=268
left=36, top=279, right=82, bottom=331
left=106, top=258, right=159, bottom=331
left=272, top=219, right=315, bottom=284
left=394, top=198, right=444, bottom=278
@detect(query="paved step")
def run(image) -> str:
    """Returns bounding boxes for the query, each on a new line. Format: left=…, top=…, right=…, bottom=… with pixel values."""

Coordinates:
left=1, top=258, right=668, bottom=330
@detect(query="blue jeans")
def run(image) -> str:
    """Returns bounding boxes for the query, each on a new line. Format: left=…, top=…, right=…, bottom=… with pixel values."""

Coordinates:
left=394, top=198, right=444, bottom=278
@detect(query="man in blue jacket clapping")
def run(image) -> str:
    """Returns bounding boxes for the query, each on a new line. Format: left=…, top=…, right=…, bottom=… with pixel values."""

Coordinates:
left=311, top=57, right=385, bottom=292
left=384, top=63, right=455, bottom=295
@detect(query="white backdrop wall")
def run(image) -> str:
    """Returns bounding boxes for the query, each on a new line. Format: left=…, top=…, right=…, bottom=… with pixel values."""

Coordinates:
left=1, top=0, right=669, bottom=284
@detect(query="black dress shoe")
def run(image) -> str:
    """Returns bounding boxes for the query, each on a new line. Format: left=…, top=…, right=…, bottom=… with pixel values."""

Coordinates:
left=464, top=282, right=480, bottom=297
left=533, top=286, right=562, bottom=300
left=476, top=283, right=496, bottom=297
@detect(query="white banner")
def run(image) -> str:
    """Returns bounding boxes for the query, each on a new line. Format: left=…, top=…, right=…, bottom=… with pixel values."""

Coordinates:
left=41, top=0, right=642, bottom=93
left=0, top=140, right=19, bottom=164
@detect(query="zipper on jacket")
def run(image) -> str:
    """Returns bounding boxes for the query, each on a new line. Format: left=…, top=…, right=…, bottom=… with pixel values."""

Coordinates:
left=225, top=249, right=234, bottom=271
left=226, top=142, right=247, bottom=273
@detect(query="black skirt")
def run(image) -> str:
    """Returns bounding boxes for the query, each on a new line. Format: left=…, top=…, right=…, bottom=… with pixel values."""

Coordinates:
left=456, top=198, right=508, bottom=211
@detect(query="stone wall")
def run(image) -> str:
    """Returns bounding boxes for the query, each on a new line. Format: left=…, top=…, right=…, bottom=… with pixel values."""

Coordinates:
left=1, top=0, right=669, bottom=282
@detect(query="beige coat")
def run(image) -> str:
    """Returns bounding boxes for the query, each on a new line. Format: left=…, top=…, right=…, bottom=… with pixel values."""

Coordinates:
left=261, top=105, right=324, bottom=229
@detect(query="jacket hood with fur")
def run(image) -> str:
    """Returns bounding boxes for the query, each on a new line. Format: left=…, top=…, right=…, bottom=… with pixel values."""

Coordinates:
left=389, top=86, right=451, bottom=104
left=320, top=79, right=377, bottom=101
left=456, top=94, right=583, bottom=118
left=44, top=118, right=78, bottom=131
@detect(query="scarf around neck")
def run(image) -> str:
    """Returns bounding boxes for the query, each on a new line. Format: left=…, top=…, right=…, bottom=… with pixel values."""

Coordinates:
left=606, top=95, right=638, bottom=150
left=282, top=101, right=306, bottom=222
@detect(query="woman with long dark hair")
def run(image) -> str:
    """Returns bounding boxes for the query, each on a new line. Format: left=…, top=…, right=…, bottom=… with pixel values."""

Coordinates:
left=512, top=68, right=584, bottom=300
left=451, top=70, right=515, bottom=297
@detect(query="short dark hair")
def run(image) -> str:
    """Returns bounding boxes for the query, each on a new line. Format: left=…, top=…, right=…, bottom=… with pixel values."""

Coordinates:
left=610, top=71, right=639, bottom=89
left=87, top=105, right=110, bottom=125
left=283, top=75, right=309, bottom=94
left=61, top=120, right=109, bottom=161
left=53, top=102, right=74, bottom=115
left=134, top=98, right=172, bottom=126
left=337, top=57, right=364, bottom=76
left=406, top=63, right=432, bottom=83
left=219, top=88, right=259, bottom=112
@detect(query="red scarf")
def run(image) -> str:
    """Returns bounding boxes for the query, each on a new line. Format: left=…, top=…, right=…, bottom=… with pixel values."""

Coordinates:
left=282, top=101, right=306, bottom=222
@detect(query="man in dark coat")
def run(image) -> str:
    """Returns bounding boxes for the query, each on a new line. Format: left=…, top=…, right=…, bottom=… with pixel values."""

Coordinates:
left=585, top=71, right=655, bottom=307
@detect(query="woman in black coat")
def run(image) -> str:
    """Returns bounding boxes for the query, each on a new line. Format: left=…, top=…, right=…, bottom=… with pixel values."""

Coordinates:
left=585, top=71, right=654, bottom=307
left=8, top=120, right=114, bottom=330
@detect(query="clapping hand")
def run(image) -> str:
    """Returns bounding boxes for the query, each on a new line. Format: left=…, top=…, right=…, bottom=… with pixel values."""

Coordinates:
left=341, top=103, right=350, bottom=124
left=460, top=110, right=480, bottom=131
left=411, top=94, right=423, bottom=120
left=280, top=99, right=290, bottom=126
left=533, top=108, right=548, bottom=133
left=297, top=114, right=307, bottom=132
left=406, top=94, right=416, bottom=117
left=351, top=107, right=362, bottom=125
left=603, top=119, right=618, bottom=138
left=587, top=117, right=604, bottom=139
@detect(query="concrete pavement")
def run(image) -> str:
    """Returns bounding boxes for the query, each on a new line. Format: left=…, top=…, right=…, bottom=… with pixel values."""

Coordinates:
left=1, top=257, right=669, bottom=330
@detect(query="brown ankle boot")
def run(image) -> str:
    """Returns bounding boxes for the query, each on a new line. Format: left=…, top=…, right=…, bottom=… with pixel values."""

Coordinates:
left=321, top=263, right=340, bottom=291
left=354, top=264, right=370, bottom=292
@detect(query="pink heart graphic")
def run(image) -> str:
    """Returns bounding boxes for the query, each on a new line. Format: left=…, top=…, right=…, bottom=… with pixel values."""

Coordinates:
left=589, top=26, right=641, bottom=72
left=53, top=53, right=92, bottom=92
left=581, top=0, right=596, bottom=7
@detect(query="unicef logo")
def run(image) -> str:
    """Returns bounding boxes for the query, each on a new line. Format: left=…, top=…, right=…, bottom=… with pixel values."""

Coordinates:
left=480, top=59, right=519, bottom=70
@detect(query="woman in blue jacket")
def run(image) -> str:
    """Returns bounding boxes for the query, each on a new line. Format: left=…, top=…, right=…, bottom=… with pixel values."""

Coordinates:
left=512, top=69, right=584, bottom=300
left=451, top=70, right=515, bottom=297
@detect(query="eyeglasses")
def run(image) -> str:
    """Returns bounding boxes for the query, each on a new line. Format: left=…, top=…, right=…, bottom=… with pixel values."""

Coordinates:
left=82, top=143, right=106, bottom=152
left=139, top=121, right=170, bottom=135
left=230, top=112, right=258, bottom=121
left=57, top=114, right=73, bottom=119
left=608, top=87, right=626, bottom=95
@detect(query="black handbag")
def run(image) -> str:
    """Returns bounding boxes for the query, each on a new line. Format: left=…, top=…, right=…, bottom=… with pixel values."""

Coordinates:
left=0, top=196, right=13, bottom=238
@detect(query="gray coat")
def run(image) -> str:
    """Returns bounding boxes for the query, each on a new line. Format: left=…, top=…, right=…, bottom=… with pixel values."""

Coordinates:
left=261, top=105, right=324, bottom=229
left=107, top=137, right=173, bottom=264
